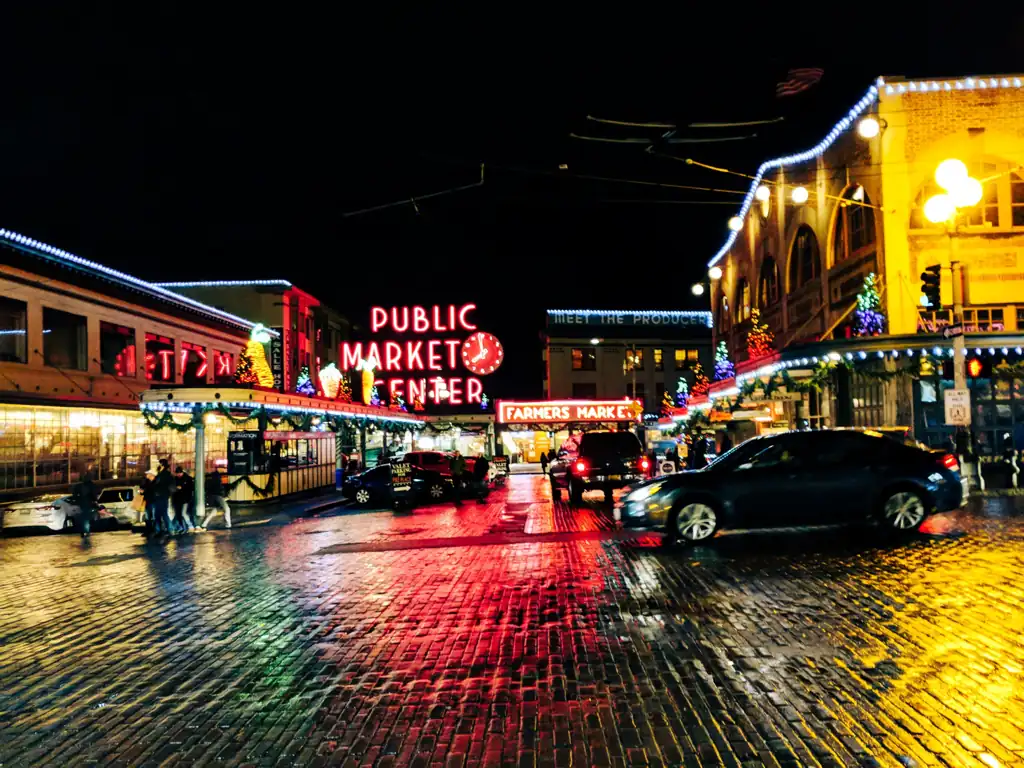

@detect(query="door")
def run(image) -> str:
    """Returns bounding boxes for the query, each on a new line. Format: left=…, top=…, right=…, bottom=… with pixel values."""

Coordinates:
left=728, top=436, right=819, bottom=527
left=799, top=433, right=878, bottom=522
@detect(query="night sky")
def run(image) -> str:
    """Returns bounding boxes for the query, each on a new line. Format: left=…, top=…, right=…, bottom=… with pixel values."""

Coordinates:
left=4, top=5, right=1024, bottom=398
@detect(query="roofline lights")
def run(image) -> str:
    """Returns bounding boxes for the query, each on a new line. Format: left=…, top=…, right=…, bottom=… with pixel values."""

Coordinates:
left=154, top=280, right=293, bottom=288
left=141, top=401, right=424, bottom=426
left=0, top=228, right=277, bottom=336
left=883, top=76, right=1023, bottom=95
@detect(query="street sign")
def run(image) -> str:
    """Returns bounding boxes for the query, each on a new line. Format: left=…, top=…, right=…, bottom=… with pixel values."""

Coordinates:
left=942, top=324, right=964, bottom=339
left=944, top=388, right=971, bottom=426
left=390, top=461, right=413, bottom=494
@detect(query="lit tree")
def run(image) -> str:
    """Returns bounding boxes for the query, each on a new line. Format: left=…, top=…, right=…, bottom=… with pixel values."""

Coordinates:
left=675, top=377, right=689, bottom=408
left=295, top=365, right=315, bottom=395
left=336, top=375, right=353, bottom=403
left=481, top=393, right=490, bottom=410
left=746, top=308, right=774, bottom=360
left=713, top=341, right=735, bottom=380
left=234, top=350, right=258, bottom=384
left=853, top=272, right=886, bottom=336
left=692, top=362, right=710, bottom=397
left=661, top=390, right=676, bottom=416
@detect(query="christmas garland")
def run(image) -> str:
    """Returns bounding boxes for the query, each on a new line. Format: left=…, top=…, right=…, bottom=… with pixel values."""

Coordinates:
left=141, top=408, right=197, bottom=433
left=223, top=472, right=276, bottom=498
left=142, top=404, right=420, bottom=435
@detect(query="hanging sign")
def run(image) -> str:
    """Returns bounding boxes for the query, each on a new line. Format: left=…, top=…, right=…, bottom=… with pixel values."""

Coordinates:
left=270, top=330, right=284, bottom=392
left=492, top=456, right=509, bottom=476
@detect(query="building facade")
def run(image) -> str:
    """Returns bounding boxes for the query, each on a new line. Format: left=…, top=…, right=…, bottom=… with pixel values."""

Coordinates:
left=704, top=74, right=1024, bottom=464
left=544, top=309, right=713, bottom=414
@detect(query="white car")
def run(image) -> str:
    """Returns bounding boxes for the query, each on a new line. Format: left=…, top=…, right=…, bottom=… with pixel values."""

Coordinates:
left=96, top=486, right=142, bottom=526
left=0, top=492, right=119, bottom=533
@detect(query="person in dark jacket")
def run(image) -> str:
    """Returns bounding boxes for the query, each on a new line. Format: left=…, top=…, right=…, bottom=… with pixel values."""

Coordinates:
left=140, top=469, right=157, bottom=537
left=152, top=459, right=174, bottom=537
left=539, top=452, right=549, bottom=475
left=472, top=454, right=490, bottom=502
left=172, top=466, right=197, bottom=533
left=73, top=465, right=99, bottom=538
left=200, top=468, right=231, bottom=530
left=449, top=451, right=467, bottom=505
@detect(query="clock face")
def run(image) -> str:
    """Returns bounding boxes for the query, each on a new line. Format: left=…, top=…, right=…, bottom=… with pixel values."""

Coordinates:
left=461, top=331, right=504, bottom=375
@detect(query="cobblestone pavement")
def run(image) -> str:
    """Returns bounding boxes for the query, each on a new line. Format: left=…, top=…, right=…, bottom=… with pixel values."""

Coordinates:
left=1, top=478, right=1024, bottom=767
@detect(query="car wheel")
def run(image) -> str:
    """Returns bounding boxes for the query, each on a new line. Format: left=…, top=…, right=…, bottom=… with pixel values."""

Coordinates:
left=670, top=502, right=718, bottom=544
left=428, top=482, right=445, bottom=501
left=355, top=488, right=371, bottom=505
left=881, top=490, right=926, bottom=532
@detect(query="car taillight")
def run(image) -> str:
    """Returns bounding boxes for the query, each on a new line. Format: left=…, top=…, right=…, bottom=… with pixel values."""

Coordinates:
left=639, top=457, right=650, bottom=472
left=941, top=453, right=960, bottom=472
left=575, top=459, right=588, bottom=474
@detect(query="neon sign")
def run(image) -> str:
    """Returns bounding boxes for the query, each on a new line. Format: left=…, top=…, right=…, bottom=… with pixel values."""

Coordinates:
left=497, top=399, right=643, bottom=424
left=340, top=304, right=500, bottom=407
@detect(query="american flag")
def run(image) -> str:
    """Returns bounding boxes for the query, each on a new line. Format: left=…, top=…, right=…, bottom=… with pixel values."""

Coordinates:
left=776, top=67, right=824, bottom=97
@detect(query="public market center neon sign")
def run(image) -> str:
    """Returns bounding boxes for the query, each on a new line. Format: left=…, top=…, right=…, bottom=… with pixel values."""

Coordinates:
left=340, top=304, right=502, bottom=406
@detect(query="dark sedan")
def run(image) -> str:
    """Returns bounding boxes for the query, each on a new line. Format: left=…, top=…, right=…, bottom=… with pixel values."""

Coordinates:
left=616, top=430, right=967, bottom=543
left=342, top=465, right=452, bottom=506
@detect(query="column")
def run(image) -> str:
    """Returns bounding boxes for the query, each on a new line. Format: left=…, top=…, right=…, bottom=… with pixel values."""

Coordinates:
left=194, top=406, right=206, bottom=521
left=360, top=423, right=367, bottom=469
left=335, top=429, right=344, bottom=489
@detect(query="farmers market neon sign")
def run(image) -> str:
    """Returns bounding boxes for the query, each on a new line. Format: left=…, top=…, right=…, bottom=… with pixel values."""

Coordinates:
left=497, top=399, right=642, bottom=424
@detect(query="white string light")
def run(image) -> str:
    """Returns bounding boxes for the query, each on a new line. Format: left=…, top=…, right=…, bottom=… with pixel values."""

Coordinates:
left=883, top=76, right=1022, bottom=96
left=154, top=280, right=293, bottom=288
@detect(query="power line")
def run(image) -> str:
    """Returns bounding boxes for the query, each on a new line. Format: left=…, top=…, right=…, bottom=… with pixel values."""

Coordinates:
left=342, top=163, right=485, bottom=217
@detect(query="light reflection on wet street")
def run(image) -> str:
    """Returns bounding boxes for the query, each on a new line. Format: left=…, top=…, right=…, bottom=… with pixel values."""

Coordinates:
left=1, top=476, right=1023, bottom=767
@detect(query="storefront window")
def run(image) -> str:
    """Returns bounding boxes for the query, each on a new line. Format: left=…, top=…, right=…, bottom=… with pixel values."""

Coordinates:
left=213, top=350, right=235, bottom=383
left=43, top=307, right=87, bottom=370
left=0, top=297, right=28, bottom=363
left=181, top=341, right=208, bottom=385
left=100, top=322, right=136, bottom=377
left=145, top=332, right=175, bottom=382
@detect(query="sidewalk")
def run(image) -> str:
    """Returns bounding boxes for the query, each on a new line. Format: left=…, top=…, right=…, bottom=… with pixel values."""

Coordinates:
left=208, top=488, right=351, bottom=526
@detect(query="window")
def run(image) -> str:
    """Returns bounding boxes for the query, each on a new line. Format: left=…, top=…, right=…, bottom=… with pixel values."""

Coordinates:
left=571, top=347, right=596, bottom=371
left=572, top=382, right=597, bottom=399
left=625, top=348, right=644, bottom=371
left=43, top=308, right=87, bottom=370
left=734, top=278, right=751, bottom=323
left=789, top=225, right=820, bottom=289
left=674, top=349, right=699, bottom=369
left=181, top=341, right=209, bottom=385
left=144, top=332, right=175, bottom=382
left=653, top=348, right=664, bottom=371
left=213, top=350, right=235, bottom=383
left=1012, top=171, right=1024, bottom=227
left=758, top=257, right=779, bottom=307
left=0, top=297, right=27, bottom=363
left=832, top=189, right=877, bottom=263
left=100, top=322, right=136, bottom=378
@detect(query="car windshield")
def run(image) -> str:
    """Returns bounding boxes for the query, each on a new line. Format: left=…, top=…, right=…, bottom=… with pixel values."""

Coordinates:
left=580, top=433, right=642, bottom=458
left=704, top=438, right=770, bottom=471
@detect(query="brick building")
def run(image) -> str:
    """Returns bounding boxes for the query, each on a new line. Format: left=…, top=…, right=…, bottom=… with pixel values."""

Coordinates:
left=704, top=74, right=1024, bottom=464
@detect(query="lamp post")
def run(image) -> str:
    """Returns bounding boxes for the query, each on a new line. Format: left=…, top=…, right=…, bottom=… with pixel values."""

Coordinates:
left=924, top=158, right=983, bottom=477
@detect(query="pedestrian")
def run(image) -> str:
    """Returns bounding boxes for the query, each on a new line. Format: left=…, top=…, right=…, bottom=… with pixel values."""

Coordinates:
left=472, top=453, right=490, bottom=502
left=152, top=459, right=174, bottom=538
left=200, top=468, right=232, bottom=530
left=449, top=451, right=466, bottom=506
left=172, top=466, right=197, bottom=533
left=539, top=451, right=549, bottom=474
left=140, top=469, right=157, bottom=537
left=73, top=464, right=99, bottom=538
left=719, top=432, right=733, bottom=454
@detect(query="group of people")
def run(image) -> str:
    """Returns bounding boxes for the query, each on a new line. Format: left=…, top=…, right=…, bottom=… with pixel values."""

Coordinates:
left=139, top=459, right=232, bottom=539
left=448, top=450, right=490, bottom=505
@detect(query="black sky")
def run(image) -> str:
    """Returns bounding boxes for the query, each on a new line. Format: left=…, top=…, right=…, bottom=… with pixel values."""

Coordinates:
left=3, top=4, right=1024, bottom=398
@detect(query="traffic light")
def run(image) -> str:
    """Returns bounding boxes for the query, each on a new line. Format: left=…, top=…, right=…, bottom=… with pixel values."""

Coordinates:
left=920, top=265, right=942, bottom=308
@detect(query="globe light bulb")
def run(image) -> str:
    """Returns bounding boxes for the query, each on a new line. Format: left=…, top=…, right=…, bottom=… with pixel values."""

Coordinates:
left=924, top=193, right=956, bottom=223
left=754, top=185, right=771, bottom=202
left=708, top=266, right=723, bottom=280
left=857, top=117, right=881, bottom=139
left=791, top=186, right=809, bottom=204
left=590, top=337, right=600, bottom=345
left=935, top=159, right=969, bottom=191
left=691, top=283, right=705, bottom=296
left=727, top=216, right=744, bottom=231
left=949, top=176, right=983, bottom=207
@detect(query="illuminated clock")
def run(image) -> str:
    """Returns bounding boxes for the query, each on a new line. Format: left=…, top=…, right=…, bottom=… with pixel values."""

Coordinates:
left=461, top=331, right=504, bottom=375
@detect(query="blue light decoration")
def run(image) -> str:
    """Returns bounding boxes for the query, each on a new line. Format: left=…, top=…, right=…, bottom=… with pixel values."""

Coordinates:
left=295, top=365, right=316, bottom=396
left=713, top=341, right=735, bottom=381
left=853, top=273, right=886, bottom=336
left=153, top=279, right=293, bottom=288
left=707, top=83, right=881, bottom=267
left=675, top=377, right=689, bottom=408
left=0, top=228, right=275, bottom=335
left=481, top=393, right=489, bottom=410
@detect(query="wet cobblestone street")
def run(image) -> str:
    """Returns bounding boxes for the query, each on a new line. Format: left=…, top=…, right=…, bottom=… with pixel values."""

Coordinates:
left=2, top=476, right=1024, bottom=768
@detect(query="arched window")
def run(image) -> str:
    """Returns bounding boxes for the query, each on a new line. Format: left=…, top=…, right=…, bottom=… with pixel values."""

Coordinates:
left=832, top=187, right=876, bottom=263
left=758, top=256, right=779, bottom=306
left=789, top=225, right=820, bottom=290
left=734, top=278, right=751, bottom=323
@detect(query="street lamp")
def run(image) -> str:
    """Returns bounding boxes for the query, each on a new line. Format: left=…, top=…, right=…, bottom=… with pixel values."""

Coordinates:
left=691, top=283, right=705, bottom=296
left=708, top=266, right=723, bottom=281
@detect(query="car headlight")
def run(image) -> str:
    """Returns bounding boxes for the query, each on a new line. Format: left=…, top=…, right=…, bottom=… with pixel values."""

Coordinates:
left=625, top=482, right=664, bottom=503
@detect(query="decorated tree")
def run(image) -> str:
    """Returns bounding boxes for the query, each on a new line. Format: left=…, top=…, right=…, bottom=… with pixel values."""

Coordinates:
left=675, top=377, right=689, bottom=408
left=661, top=390, right=676, bottom=416
left=295, top=365, right=315, bottom=396
left=853, top=272, right=886, bottom=336
left=746, top=308, right=774, bottom=360
left=713, top=341, right=735, bottom=380
left=390, top=390, right=407, bottom=411
left=481, top=393, right=490, bottom=410
left=234, top=350, right=258, bottom=384
left=235, top=341, right=274, bottom=388
left=337, top=374, right=353, bottom=403
left=692, top=362, right=710, bottom=397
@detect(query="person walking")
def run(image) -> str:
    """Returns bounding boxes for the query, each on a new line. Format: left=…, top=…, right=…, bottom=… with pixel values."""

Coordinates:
left=200, top=468, right=231, bottom=530
left=140, top=469, right=157, bottom=537
left=472, top=453, right=490, bottom=502
left=449, top=451, right=466, bottom=506
left=539, top=451, right=549, bottom=475
left=172, top=466, right=197, bottom=533
left=73, top=465, right=99, bottom=538
left=152, top=459, right=174, bottom=539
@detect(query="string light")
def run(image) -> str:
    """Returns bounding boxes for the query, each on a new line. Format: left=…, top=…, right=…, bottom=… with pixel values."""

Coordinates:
left=154, top=280, right=293, bottom=288
left=142, top=401, right=424, bottom=425
left=883, top=76, right=1022, bottom=96
left=727, top=216, right=744, bottom=231
left=790, top=186, right=809, bottom=204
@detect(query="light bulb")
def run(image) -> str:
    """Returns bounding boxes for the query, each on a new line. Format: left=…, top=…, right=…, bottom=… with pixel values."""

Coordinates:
left=791, top=186, right=809, bottom=204
left=590, top=337, right=600, bottom=345
left=727, top=216, right=744, bottom=232
left=935, top=159, right=968, bottom=191
left=708, top=266, right=723, bottom=280
left=754, top=185, right=771, bottom=202
left=949, top=176, right=983, bottom=207
left=691, top=283, right=705, bottom=296
left=857, top=117, right=880, bottom=139
left=924, top=193, right=955, bottom=223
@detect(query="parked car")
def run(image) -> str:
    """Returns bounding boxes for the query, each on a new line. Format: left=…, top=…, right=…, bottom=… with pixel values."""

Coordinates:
left=0, top=493, right=116, bottom=533
left=96, top=486, right=142, bottom=526
left=342, top=464, right=452, bottom=506
left=551, top=431, right=649, bottom=504
left=616, top=430, right=967, bottom=544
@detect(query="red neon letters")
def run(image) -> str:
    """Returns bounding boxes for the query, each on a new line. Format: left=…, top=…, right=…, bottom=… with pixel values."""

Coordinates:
left=370, top=304, right=477, bottom=334
left=497, top=400, right=642, bottom=424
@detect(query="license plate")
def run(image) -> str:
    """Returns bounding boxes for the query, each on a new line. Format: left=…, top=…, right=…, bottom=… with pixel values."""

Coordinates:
left=608, top=474, right=621, bottom=481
